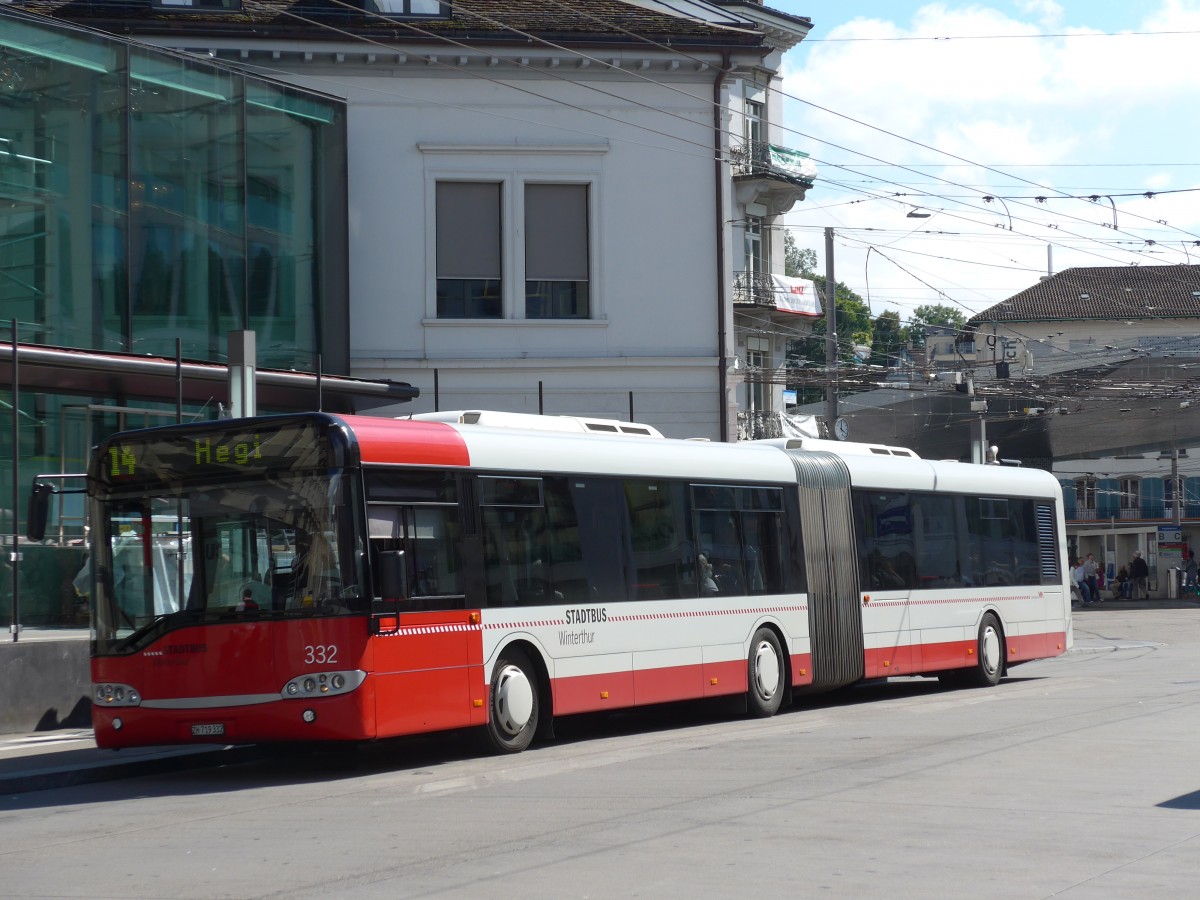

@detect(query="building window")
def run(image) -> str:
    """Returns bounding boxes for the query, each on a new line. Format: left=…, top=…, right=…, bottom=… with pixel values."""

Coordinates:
left=747, top=335, right=770, bottom=413
left=1119, top=478, right=1140, bottom=511
left=1075, top=478, right=1096, bottom=514
left=366, top=0, right=447, bottom=15
left=151, top=0, right=242, bottom=11
left=525, top=183, right=589, bottom=319
left=436, top=182, right=502, bottom=318
left=744, top=216, right=765, bottom=275
left=745, top=78, right=765, bottom=144
left=1165, top=475, right=1184, bottom=513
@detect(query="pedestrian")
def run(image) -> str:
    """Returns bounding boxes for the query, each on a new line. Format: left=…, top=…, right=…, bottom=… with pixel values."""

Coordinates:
left=1129, top=550, right=1150, bottom=600
left=1073, top=558, right=1093, bottom=604
left=1184, top=550, right=1198, bottom=589
left=1083, top=553, right=1101, bottom=603
left=1113, top=564, right=1131, bottom=600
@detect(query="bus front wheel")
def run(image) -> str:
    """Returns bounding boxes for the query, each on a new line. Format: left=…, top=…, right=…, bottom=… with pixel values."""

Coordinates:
left=484, top=649, right=539, bottom=753
left=966, top=613, right=1005, bottom=687
left=747, top=627, right=785, bottom=717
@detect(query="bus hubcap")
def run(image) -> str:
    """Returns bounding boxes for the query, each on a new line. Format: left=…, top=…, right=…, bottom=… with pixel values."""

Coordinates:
left=494, top=664, right=534, bottom=735
left=754, top=641, right=780, bottom=699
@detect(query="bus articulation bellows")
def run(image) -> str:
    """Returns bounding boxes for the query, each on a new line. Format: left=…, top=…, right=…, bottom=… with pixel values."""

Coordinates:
left=48, top=411, right=1071, bottom=753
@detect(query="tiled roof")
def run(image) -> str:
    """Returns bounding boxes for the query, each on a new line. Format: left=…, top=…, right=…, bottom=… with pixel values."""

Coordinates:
left=967, top=265, right=1200, bottom=324
left=13, top=0, right=768, bottom=45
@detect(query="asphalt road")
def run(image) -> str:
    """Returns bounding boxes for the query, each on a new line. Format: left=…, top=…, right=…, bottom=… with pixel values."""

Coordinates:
left=2, top=606, right=1199, bottom=899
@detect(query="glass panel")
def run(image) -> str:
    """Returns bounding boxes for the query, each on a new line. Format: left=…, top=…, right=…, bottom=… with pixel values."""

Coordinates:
left=370, top=0, right=446, bottom=13
left=245, top=81, right=336, bottom=369
left=92, top=471, right=361, bottom=655
left=626, top=480, right=692, bottom=601
left=965, top=497, right=1040, bottom=586
left=914, top=495, right=963, bottom=588
left=695, top=509, right=746, bottom=595
left=854, top=491, right=917, bottom=591
left=525, top=183, right=588, bottom=319
left=0, top=28, right=126, bottom=352
left=0, top=18, right=115, bottom=73
left=436, top=181, right=501, bottom=318
left=128, top=49, right=244, bottom=360
left=525, top=280, right=588, bottom=319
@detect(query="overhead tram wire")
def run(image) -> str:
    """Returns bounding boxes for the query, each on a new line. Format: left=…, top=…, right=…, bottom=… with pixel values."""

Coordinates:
left=795, top=170, right=1192, bottom=267
left=461, top=0, right=1200, bottom=254
left=437, top=0, right=1161, bottom=254
left=786, top=176, right=1160, bottom=270
left=238, top=0, right=1200, bottom=313
left=274, top=0, right=1199, bottom=269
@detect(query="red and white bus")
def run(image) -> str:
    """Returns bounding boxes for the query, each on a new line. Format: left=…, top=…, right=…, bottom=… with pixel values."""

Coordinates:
left=56, top=411, right=1071, bottom=753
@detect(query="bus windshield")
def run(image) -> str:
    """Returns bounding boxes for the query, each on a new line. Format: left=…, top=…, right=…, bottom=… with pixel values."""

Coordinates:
left=93, top=471, right=363, bottom=655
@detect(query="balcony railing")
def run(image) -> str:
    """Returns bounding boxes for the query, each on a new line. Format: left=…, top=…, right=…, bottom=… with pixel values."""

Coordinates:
left=732, top=271, right=776, bottom=308
left=730, top=141, right=816, bottom=216
left=730, top=141, right=817, bottom=186
left=1069, top=505, right=1200, bottom=522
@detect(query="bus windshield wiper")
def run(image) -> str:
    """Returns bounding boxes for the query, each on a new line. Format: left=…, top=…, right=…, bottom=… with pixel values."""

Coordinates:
left=115, top=608, right=204, bottom=651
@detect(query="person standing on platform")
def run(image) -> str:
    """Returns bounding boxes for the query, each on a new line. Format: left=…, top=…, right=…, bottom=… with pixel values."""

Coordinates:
left=1083, top=553, right=1100, bottom=603
left=1129, top=550, right=1150, bottom=600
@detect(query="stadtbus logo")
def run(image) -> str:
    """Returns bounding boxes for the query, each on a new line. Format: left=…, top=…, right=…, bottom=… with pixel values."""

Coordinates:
left=565, top=607, right=607, bottom=624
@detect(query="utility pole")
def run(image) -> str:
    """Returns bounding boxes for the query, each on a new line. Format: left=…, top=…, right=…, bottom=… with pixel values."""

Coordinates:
left=824, top=226, right=838, bottom=429
left=1172, top=444, right=1182, bottom=530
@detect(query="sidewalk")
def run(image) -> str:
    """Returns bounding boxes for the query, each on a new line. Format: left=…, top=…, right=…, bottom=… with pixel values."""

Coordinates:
left=0, top=729, right=259, bottom=795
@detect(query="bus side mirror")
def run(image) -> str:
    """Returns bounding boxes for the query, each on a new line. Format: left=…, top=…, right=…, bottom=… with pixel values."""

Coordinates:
left=378, top=549, right=409, bottom=602
left=26, top=483, right=53, bottom=542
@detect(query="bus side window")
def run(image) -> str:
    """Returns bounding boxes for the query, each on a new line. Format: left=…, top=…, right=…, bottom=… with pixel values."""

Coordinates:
left=368, top=505, right=465, bottom=610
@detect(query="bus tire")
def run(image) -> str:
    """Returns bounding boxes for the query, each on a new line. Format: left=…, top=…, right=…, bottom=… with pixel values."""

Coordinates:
left=484, top=649, right=539, bottom=753
left=965, top=612, right=1004, bottom=688
left=747, top=627, right=785, bottom=718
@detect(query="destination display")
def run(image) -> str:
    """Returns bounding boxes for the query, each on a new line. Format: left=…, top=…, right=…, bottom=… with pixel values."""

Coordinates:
left=94, top=418, right=332, bottom=489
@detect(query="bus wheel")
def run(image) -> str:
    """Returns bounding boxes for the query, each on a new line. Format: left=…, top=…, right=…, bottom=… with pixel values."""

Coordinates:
left=747, top=628, right=784, bottom=718
left=966, top=613, right=1004, bottom=687
left=484, top=649, right=539, bottom=753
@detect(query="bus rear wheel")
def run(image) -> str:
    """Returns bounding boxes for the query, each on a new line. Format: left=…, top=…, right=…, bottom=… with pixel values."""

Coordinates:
left=484, top=649, right=539, bottom=753
left=964, top=612, right=1004, bottom=687
left=747, top=627, right=785, bottom=717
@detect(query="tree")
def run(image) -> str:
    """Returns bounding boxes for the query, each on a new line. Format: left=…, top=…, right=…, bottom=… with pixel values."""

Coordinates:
left=869, top=310, right=904, bottom=370
left=785, top=255, right=875, bottom=403
left=784, top=231, right=817, bottom=278
left=909, top=303, right=966, bottom=348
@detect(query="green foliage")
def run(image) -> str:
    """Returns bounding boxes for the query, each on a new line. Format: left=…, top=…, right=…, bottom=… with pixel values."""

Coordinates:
left=869, top=310, right=904, bottom=369
left=785, top=257, right=878, bottom=403
left=909, top=303, right=966, bottom=348
left=784, top=231, right=818, bottom=278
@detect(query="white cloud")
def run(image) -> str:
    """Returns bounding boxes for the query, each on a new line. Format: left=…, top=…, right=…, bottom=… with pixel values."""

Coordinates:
left=1014, top=0, right=1064, bottom=28
left=779, top=1, right=1200, bottom=316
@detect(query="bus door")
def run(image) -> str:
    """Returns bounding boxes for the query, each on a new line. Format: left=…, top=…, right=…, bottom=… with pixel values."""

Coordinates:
left=366, top=471, right=476, bottom=736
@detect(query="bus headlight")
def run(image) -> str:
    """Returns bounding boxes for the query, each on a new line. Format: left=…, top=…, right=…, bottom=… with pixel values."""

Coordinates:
left=93, top=683, right=141, bottom=707
left=281, top=670, right=365, bottom=699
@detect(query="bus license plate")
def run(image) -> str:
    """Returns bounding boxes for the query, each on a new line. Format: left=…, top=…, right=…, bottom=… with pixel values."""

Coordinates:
left=191, top=723, right=225, bottom=737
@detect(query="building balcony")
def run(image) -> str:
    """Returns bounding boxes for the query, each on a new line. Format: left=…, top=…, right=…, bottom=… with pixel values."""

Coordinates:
left=1068, top=506, right=1200, bottom=524
left=732, top=271, right=776, bottom=308
left=731, top=141, right=816, bottom=215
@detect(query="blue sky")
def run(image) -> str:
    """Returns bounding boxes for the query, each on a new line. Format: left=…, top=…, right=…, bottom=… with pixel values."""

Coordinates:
left=769, top=1, right=1200, bottom=321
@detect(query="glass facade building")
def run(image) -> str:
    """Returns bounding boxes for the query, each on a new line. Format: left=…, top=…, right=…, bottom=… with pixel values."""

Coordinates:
left=0, top=10, right=350, bottom=627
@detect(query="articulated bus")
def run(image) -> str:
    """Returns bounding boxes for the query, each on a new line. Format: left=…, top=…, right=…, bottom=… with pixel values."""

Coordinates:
left=48, top=411, right=1071, bottom=753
